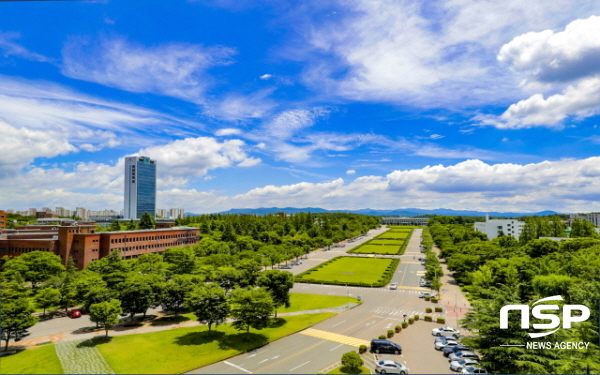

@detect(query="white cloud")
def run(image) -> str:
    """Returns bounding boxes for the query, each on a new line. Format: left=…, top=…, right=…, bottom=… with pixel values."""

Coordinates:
left=346, top=169, right=356, bottom=175
left=483, top=16, right=600, bottom=128
left=0, top=32, right=53, bottom=62
left=61, top=36, right=236, bottom=103
left=260, top=74, right=273, bottom=79
left=203, top=89, right=276, bottom=121
left=293, top=0, right=600, bottom=108
left=215, top=128, right=242, bottom=136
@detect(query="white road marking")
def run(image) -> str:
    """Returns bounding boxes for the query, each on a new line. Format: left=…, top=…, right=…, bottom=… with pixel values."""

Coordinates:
left=247, top=354, right=257, bottom=358
left=332, top=320, right=346, bottom=328
left=224, top=361, right=251, bottom=374
left=290, top=361, right=310, bottom=371
left=330, top=343, right=344, bottom=351
left=258, top=358, right=270, bottom=364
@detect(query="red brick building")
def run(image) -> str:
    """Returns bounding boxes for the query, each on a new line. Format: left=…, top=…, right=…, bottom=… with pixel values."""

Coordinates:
left=0, top=210, right=6, bottom=231
left=0, top=222, right=199, bottom=269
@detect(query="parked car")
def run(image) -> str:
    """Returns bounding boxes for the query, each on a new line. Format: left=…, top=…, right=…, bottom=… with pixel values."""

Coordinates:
left=375, top=360, right=409, bottom=374
left=449, top=359, right=480, bottom=372
left=443, top=345, right=471, bottom=357
left=461, top=366, right=487, bottom=374
left=432, top=327, right=460, bottom=336
left=279, top=264, right=292, bottom=269
left=434, top=335, right=459, bottom=343
left=370, top=339, right=402, bottom=354
left=435, top=340, right=461, bottom=350
left=390, top=282, right=398, bottom=290
left=419, top=292, right=435, bottom=298
left=67, top=310, right=82, bottom=318
left=448, top=351, right=480, bottom=363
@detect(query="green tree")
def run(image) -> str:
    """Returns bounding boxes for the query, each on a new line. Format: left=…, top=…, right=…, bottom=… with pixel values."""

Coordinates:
left=341, top=351, right=363, bottom=373
left=0, top=297, right=38, bottom=350
left=570, top=219, right=598, bottom=238
left=118, top=275, right=156, bottom=320
left=109, top=220, right=121, bottom=231
left=229, top=287, right=274, bottom=337
left=212, top=266, right=243, bottom=293
left=126, top=219, right=137, bottom=231
left=257, top=270, right=294, bottom=317
left=3, top=251, right=65, bottom=289
left=186, top=283, right=229, bottom=332
left=89, top=299, right=122, bottom=338
left=82, top=286, right=114, bottom=314
left=35, top=288, right=61, bottom=317
left=138, top=212, right=155, bottom=230
left=163, top=247, right=196, bottom=274
left=160, top=276, right=194, bottom=317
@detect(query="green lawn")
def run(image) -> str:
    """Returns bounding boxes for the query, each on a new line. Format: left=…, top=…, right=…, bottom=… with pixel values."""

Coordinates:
left=368, top=239, right=406, bottom=245
left=327, top=365, right=370, bottom=374
left=177, top=292, right=357, bottom=322
left=277, top=293, right=359, bottom=313
left=375, top=231, right=411, bottom=239
left=94, top=313, right=335, bottom=374
left=0, top=345, right=63, bottom=374
left=296, top=257, right=396, bottom=285
left=388, top=225, right=422, bottom=229
left=348, top=244, right=404, bottom=255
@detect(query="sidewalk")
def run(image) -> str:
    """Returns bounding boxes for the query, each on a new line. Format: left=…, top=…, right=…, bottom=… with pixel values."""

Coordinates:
left=431, top=245, right=471, bottom=329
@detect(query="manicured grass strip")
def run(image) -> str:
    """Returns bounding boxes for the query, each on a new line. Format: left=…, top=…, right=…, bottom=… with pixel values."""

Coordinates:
left=94, top=313, right=335, bottom=374
left=277, top=293, right=359, bottom=313
left=327, top=365, right=370, bottom=374
left=375, top=231, right=411, bottom=239
left=0, top=345, right=63, bottom=374
left=295, top=257, right=399, bottom=287
left=349, top=244, right=404, bottom=255
left=388, top=225, right=422, bottom=229
left=368, top=239, right=407, bottom=245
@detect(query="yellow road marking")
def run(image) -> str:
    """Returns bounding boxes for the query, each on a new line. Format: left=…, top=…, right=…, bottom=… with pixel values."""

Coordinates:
left=300, top=328, right=370, bottom=347
left=397, top=286, right=429, bottom=291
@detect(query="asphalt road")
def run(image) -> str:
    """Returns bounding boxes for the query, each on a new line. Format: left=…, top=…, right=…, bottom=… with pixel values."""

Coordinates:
left=189, top=228, right=454, bottom=374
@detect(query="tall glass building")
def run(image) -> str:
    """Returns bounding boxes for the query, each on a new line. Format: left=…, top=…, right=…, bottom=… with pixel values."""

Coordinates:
left=124, top=156, right=157, bottom=219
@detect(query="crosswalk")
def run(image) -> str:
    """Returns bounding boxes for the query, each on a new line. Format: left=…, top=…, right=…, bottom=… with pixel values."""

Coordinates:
left=299, top=328, right=370, bottom=347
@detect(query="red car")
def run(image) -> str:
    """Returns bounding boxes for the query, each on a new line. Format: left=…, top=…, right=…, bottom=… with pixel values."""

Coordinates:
left=67, top=310, right=82, bottom=318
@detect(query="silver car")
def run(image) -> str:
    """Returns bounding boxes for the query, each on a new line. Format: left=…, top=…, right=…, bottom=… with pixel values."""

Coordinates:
left=449, top=358, right=480, bottom=372
left=461, top=366, right=487, bottom=374
left=375, top=360, right=409, bottom=374
left=448, top=351, right=480, bottom=363
left=435, top=340, right=460, bottom=350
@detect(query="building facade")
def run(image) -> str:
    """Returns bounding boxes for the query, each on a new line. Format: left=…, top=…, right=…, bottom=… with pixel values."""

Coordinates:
left=474, top=214, right=525, bottom=240
left=169, top=208, right=185, bottom=219
left=124, top=156, right=157, bottom=219
left=381, top=217, right=429, bottom=225
left=0, top=221, right=199, bottom=269
left=570, top=213, right=600, bottom=226
left=0, top=210, right=6, bottom=231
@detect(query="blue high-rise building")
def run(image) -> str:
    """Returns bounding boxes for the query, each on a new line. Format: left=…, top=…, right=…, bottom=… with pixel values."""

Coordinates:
left=124, top=156, right=157, bottom=219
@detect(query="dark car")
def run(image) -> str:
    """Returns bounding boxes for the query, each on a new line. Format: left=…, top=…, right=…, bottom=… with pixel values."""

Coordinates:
left=448, top=351, right=480, bottom=363
left=67, top=310, right=82, bottom=318
left=443, top=345, right=471, bottom=357
left=370, top=339, right=402, bottom=355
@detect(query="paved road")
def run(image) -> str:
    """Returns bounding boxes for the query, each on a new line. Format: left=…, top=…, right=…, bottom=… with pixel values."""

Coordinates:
left=189, top=228, right=455, bottom=374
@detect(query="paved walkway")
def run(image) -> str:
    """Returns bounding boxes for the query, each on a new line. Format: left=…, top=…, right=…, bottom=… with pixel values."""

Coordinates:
left=431, top=244, right=472, bottom=329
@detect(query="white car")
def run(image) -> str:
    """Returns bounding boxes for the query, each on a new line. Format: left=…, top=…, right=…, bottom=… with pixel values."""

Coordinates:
left=432, top=327, right=460, bottom=336
left=375, top=360, right=409, bottom=374
left=419, top=292, right=435, bottom=298
left=461, top=366, right=487, bottom=374
left=435, top=340, right=460, bottom=350
left=450, top=359, right=480, bottom=372
left=390, top=282, right=398, bottom=290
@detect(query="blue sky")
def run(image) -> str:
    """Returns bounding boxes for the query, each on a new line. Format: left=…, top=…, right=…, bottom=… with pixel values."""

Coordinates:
left=1, top=0, right=599, bottom=214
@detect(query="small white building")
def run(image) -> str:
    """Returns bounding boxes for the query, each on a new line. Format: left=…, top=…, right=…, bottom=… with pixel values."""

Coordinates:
left=474, top=214, right=525, bottom=240
left=570, top=213, right=600, bottom=226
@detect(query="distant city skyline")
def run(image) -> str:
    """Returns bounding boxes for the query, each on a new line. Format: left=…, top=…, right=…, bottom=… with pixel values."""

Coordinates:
left=1, top=2, right=600, bottom=213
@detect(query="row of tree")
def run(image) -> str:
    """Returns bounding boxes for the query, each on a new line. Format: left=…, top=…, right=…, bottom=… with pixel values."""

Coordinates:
left=428, top=220, right=600, bottom=374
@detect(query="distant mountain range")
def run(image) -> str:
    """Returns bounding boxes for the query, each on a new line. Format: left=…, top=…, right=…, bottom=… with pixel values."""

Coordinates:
left=187, top=207, right=561, bottom=217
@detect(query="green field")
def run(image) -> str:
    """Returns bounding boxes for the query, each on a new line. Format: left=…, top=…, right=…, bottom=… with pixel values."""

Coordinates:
left=375, top=231, right=412, bottom=239
left=277, top=293, right=359, bottom=313
left=295, top=257, right=397, bottom=285
left=0, top=345, right=63, bottom=374
left=348, top=244, right=405, bottom=255
left=388, top=225, right=422, bottom=229
left=368, top=239, right=406, bottom=245
left=95, top=313, right=335, bottom=374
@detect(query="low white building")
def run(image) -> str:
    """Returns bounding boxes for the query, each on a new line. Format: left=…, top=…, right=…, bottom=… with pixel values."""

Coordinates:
left=381, top=217, right=429, bottom=225
left=474, top=214, right=525, bottom=240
